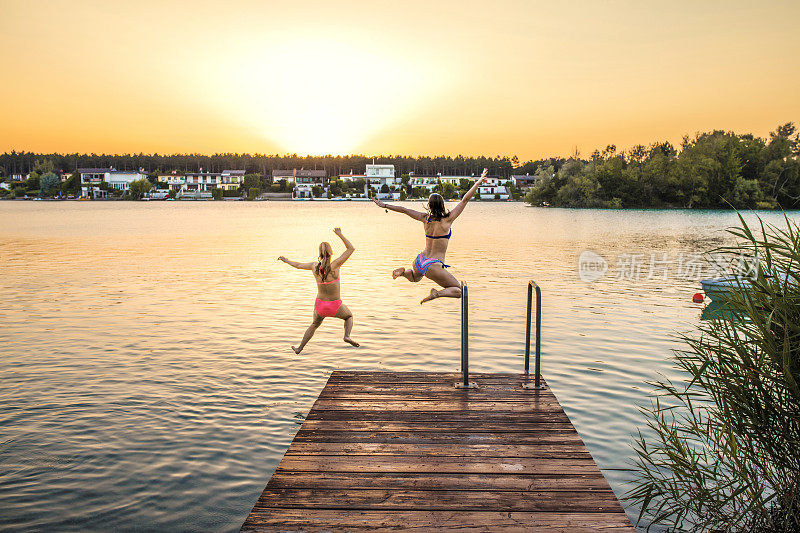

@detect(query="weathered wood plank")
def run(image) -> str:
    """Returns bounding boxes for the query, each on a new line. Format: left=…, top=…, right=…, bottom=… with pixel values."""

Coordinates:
left=266, top=472, right=611, bottom=492
left=285, top=442, right=592, bottom=459
left=275, top=455, right=605, bottom=475
left=291, top=430, right=584, bottom=445
left=312, top=400, right=568, bottom=412
left=252, top=488, right=624, bottom=513
left=305, top=409, right=573, bottom=422
left=297, top=420, right=575, bottom=432
left=241, top=510, right=634, bottom=532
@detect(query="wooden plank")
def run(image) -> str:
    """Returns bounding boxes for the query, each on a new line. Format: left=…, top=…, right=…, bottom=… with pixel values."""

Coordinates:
left=251, top=488, right=624, bottom=512
left=305, top=409, right=573, bottom=422
left=312, top=400, right=568, bottom=412
left=266, top=472, right=611, bottom=492
left=297, top=420, right=575, bottom=432
left=242, top=510, right=635, bottom=532
left=285, top=442, right=592, bottom=459
left=275, top=455, right=605, bottom=475
left=241, top=371, right=634, bottom=532
left=291, top=430, right=584, bottom=445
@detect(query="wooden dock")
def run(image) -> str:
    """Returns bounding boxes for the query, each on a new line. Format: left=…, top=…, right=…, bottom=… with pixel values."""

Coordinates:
left=242, top=371, right=635, bottom=532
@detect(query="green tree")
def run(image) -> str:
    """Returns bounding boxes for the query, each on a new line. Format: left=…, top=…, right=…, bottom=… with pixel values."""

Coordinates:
left=247, top=187, right=260, bottom=200
left=128, top=178, right=152, bottom=199
left=441, top=182, right=456, bottom=199
left=32, top=158, right=54, bottom=176
left=39, top=172, right=59, bottom=196
left=243, top=173, right=262, bottom=191
left=212, top=187, right=223, bottom=200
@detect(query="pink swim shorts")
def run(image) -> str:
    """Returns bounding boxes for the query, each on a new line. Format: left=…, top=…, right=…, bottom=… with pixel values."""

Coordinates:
left=314, top=298, right=342, bottom=317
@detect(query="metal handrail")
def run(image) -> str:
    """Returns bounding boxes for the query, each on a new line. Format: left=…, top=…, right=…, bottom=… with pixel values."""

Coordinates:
left=456, top=282, right=476, bottom=388
left=524, top=280, right=545, bottom=389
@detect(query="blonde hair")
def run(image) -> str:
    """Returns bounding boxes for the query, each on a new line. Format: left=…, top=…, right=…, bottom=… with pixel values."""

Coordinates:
left=316, top=242, right=333, bottom=281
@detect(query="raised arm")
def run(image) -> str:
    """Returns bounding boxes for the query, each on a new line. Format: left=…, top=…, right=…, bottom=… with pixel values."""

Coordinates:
left=448, top=168, right=488, bottom=221
left=331, top=227, right=355, bottom=268
left=278, top=256, right=315, bottom=270
left=371, top=197, right=427, bottom=222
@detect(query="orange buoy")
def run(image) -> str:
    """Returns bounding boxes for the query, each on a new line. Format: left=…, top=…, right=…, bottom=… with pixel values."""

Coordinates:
left=692, top=293, right=704, bottom=303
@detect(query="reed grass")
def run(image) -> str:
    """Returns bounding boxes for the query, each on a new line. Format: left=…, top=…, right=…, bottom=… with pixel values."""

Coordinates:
left=627, top=213, right=800, bottom=532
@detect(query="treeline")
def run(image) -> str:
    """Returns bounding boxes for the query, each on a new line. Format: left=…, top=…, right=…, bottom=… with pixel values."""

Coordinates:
left=0, top=152, right=522, bottom=180
left=526, top=123, right=800, bottom=209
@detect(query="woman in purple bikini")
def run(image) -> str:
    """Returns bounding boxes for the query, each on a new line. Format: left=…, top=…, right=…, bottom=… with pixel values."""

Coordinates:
left=371, top=168, right=488, bottom=304
left=279, top=227, right=359, bottom=353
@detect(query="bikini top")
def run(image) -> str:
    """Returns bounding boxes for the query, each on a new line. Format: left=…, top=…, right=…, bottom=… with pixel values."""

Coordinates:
left=317, top=276, right=340, bottom=285
left=426, top=228, right=452, bottom=239
left=425, top=215, right=452, bottom=239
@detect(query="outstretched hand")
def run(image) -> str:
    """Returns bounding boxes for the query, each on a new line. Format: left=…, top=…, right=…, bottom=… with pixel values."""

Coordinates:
left=479, top=168, right=489, bottom=182
left=333, top=227, right=342, bottom=235
left=278, top=256, right=287, bottom=263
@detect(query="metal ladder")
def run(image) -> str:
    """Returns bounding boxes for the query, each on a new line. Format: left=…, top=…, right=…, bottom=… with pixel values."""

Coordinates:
left=456, top=280, right=545, bottom=390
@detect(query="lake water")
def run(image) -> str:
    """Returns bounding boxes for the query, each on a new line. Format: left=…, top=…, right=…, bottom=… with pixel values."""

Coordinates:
left=1, top=201, right=796, bottom=532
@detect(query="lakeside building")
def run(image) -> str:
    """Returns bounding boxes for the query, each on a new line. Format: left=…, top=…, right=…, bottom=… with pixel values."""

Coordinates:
left=159, top=169, right=245, bottom=195
left=11, top=173, right=29, bottom=181
left=79, top=167, right=147, bottom=198
left=512, top=174, right=541, bottom=191
left=158, top=172, right=187, bottom=191
left=366, top=163, right=398, bottom=199
left=478, top=176, right=511, bottom=199
left=275, top=169, right=327, bottom=199
left=337, top=172, right=367, bottom=182
left=408, top=173, right=477, bottom=195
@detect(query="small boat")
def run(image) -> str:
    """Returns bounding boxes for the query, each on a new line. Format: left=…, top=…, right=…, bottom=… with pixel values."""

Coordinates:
left=701, top=270, right=796, bottom=302
left=700, top=276, right=752, bottom=302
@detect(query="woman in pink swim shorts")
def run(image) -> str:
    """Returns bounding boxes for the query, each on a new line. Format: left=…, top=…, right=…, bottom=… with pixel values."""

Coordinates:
left=279, top=227, right=359, bottom=354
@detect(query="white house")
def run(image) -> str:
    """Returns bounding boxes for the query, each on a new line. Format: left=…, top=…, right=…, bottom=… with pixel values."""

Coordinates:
left=107, top=169, right=148, bottom=191
left=479, top=180, right=511, bottom=199
left=78, top=167, right=147, bottom=197
left=274, top=169, right=325, bottom=199
left=158, top=172, right=187, bottom=191
left=366, top=163, right=400, bottom=199
left=221, top=170, right=245, bottom=191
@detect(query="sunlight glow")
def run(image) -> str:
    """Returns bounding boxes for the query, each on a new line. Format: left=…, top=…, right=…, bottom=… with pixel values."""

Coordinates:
left=218, top=38, right=433, bottom=155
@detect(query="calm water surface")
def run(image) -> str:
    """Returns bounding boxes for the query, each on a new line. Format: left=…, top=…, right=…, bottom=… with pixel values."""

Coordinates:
left=1, top=202, right=796, bottom=531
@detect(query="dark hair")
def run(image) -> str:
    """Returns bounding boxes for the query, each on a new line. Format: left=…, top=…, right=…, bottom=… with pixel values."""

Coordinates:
left=427, top=193, right=450, bottom=221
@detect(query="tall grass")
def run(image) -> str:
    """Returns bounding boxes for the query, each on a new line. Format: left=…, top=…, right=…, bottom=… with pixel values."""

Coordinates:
left=627, top=213, right=800, bottom=532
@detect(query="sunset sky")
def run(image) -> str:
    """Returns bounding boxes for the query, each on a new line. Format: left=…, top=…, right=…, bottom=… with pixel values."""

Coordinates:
left=2, top=0, right=798, bottom=160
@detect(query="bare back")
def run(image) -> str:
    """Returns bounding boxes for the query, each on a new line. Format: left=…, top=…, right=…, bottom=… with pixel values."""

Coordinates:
left=313, top=262, right=341, bottom=301
left=421, top=216, right=453, bottom=260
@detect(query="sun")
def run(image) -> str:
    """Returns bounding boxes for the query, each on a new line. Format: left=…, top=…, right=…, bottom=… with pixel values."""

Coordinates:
left=211, top=38, right=431, bottom=155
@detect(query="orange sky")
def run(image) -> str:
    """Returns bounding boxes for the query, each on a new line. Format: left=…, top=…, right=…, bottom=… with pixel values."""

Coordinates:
left=1, top=0, right=798, bottom=160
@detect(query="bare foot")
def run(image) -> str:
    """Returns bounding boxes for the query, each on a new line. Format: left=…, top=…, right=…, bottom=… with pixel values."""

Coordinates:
left=292, top=345, right=302, bottom=354
left=420, top=288, right=439, bottom=304
left=343, top=336, right=360, bottom=347
left=392, top=267, right=405, bottom=279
